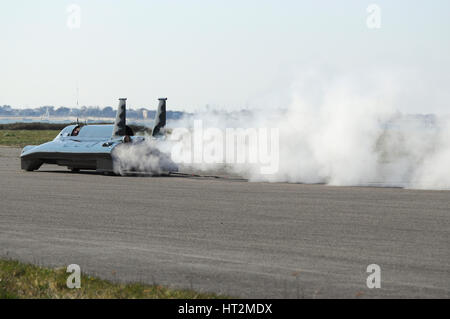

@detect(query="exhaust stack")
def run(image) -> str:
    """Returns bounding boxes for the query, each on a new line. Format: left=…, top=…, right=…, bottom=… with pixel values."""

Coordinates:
left=152, top=98, right=167, bottom=137
left=112, top=98, right=127, bottom=137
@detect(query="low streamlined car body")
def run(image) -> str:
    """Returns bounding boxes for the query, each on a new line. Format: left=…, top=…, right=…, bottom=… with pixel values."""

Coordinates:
left=20, top=98, right=178, bottom=174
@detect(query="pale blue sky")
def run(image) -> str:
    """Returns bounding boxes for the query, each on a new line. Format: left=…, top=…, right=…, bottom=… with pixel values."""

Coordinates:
left=1, top=0, right=449, bottom=112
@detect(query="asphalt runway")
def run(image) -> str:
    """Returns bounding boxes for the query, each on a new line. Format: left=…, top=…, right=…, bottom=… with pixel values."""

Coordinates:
left=0, top=146, right=449, bottom=298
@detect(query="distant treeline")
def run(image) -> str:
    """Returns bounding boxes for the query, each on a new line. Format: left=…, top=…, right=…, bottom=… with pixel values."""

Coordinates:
left=0, top=105, right=186, bottom=120
left=0, top=122, right=150, bottom=134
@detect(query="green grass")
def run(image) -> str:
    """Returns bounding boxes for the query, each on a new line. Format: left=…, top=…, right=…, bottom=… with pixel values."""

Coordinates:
left=0, top=123, right=76, bottom=131
left=0, top=130, right=58, bottom=147
left=0, top=125, right=154, bottom=148
left=0, top=259, right=224, bottom=299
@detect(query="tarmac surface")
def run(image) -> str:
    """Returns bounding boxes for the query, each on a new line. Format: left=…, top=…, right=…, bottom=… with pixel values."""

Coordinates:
left=0, top=146, right=449, bottom=298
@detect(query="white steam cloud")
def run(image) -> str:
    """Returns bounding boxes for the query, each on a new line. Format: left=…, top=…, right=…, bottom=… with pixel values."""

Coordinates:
left=112, top=138, right=178, bottom=175
left=115, top=69, right=450, bottom=190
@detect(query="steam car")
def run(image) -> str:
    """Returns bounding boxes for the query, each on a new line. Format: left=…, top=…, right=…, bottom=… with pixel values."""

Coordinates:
left=20, top=98, right=178, bottom=174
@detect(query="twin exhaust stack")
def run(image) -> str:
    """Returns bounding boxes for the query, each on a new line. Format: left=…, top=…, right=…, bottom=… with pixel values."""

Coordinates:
left=112, top=98, right=167, bottom=138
